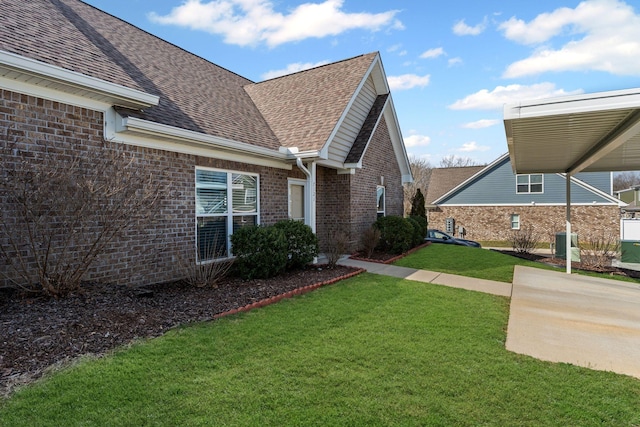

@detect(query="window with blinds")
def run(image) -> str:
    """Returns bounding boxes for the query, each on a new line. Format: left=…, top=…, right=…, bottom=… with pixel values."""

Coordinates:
left=196, top=168, right=259, bottom=261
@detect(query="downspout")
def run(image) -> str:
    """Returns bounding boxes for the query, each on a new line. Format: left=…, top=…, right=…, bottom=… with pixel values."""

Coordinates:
left=295, top=158, right=317, bottom=234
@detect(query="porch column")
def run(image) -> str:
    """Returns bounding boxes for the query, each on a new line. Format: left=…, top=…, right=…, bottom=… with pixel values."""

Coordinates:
left=566, top=174, right=572, bottom=274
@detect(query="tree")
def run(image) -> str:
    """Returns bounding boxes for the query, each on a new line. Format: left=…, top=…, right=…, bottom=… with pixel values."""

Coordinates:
left=410, top=188, right=426, bottom=220
left=613, top=171, right=640, bottom=192
left=403, top=155, right=432, bottom=215
left=439, top=154, right=483, bottom=168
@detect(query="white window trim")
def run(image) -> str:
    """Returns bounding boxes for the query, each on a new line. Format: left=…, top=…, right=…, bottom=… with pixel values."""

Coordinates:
left=516, top=174, right=544, bottom=194
left=195, top=166, right=260, bottom=262
left=377, top=185, right=386, bottom=217
left=510, top=214, right=521, bottom=230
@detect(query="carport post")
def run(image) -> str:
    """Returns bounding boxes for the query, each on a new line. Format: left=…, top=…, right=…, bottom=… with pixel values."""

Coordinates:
left=566, top=174, right=572, bottom=274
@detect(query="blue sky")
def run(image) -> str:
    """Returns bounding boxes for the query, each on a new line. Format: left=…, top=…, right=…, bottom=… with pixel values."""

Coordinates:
left=83, top=0, right=640, bottom=166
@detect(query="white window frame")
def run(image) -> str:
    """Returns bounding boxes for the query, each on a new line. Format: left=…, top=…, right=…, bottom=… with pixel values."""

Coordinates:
left=516, top=174, right=543, bottom=194
left=377, top=185, right=386, bottom=217
left=510, top=214, right=521, bottom=230
left=195, top=167, right=260, bottom=262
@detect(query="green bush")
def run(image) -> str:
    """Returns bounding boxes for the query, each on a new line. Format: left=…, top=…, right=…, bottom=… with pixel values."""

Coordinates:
left=406, top=217, right=425, bottom=247
left=374, top=216, right=414, bottom=254
left=273, top=219, right=318, bottom=270
left=230, top=225, right=288, bottom=279
left=409, top=215, right=428, bottom=238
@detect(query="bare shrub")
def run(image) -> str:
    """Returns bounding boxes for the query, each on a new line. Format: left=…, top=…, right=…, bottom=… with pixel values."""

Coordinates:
left=0, top=132, right=167, bottom=296
left=510, top=225, right=540, bottom=254
left=326, top=231, right=349, bottom=268
left=359, top=227, right=380, bottom=259
left=175, top=244, right=232, bottom=288
left=580, top=234, right=620, bottom=270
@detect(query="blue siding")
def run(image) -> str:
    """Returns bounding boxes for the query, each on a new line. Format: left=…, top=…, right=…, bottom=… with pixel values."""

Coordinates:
left=574, top=172, right=612, bottom=194
left=440, top=156, right=615, bottom=205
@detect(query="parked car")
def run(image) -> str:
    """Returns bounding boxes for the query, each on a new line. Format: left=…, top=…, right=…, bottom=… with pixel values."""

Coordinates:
left=425, top=229, right=481, bottom=248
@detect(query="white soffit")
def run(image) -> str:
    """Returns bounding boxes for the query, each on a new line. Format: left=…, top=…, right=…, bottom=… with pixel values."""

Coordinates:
left=504, top=88, right=640, bottom=175
left=0, top=50, right=159, bottom=109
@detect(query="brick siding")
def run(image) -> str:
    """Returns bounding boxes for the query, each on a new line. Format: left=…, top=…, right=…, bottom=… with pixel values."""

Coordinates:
left=429, top=204, right=621, bottom=245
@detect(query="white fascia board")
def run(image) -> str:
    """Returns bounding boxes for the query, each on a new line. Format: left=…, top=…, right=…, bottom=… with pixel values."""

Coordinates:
left=118, top=116, right=292, bottom=168
left=432, top=153, right=509, bottom=204
left=384, top=97, right=412, bottom=183
left=558, top=173, right=627, bottom=207
left=504, top=87, right=640, bottom=120
left=0, top=50, right=159, bottom=108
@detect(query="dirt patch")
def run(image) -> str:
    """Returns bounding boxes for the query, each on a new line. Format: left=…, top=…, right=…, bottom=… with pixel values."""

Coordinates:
left=0, top=265, right=359, bottom=398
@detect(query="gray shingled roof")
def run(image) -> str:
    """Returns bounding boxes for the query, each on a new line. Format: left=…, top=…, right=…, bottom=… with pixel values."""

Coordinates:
left=245, top=53, right=378, bottom=152
left=425, top=166, right=485, bottom=204
left=1, top=0, right=280, bottom=149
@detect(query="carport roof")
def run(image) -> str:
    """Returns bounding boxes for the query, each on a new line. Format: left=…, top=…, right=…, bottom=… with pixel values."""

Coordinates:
left=504, top=87, right=640, bottom=175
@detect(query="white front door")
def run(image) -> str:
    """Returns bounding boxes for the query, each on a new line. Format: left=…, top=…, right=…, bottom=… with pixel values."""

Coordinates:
left=288, top=179, right=306, bottom=223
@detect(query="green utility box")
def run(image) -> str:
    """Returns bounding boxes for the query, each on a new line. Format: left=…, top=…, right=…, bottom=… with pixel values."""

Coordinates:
left=555, top=232, right=580, bottom=262
left=621, top=240, right=640, bottom=263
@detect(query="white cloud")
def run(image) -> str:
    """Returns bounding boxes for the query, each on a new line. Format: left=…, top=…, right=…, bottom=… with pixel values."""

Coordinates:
left=448, top=57, right=463, bottom=67
left=499, top=0, right=640, bottom=77
left=458, top=141, right=490, bottom=152
left=448, top=82, right=583, bottom=110
left=420, top=47, right=445, bottom=59
left=149, top=0, right=402, bottom=47
left=387, top=74, right=430, bottom=90
left=404, top=134, right=431, bottom=148
left=452, top=17, right=487, bottom=36
left=462, top=119, right=499, bottom=129
left=261, top=61, right=329, bottom=80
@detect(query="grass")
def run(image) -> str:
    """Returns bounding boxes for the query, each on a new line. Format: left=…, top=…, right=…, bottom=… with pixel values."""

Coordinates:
left=395, top=244, right=640, bottom=284
left=394, top=244, right=551, bottom=283
left=2, top=273, right=639, bottom=426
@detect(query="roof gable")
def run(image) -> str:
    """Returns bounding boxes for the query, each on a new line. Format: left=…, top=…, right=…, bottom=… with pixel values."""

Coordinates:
left=425, top=165, right=485, bottom=204
left=245, top=53, right=379, bottom=153
left=434, top=154, right=621, bottom=206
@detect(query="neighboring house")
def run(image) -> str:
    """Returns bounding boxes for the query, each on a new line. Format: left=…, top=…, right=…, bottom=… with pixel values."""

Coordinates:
left=616, top=187, right=640, bottom=218
left=425, top=154, right=623, bottom=244
left=0, top=0, right=412, bottom=287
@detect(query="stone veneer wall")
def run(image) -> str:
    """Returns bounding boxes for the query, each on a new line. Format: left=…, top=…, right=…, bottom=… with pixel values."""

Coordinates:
left=428, top=205, right=621, bottom=245
left=315, top=116, right=403, bottom=252
left=0, top=89, right=299, bottom=287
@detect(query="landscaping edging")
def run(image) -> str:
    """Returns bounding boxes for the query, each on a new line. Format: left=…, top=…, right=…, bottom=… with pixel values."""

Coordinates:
left=213, top=268, right=366, bottom=319
left=349, top=242, right=431, bottom=265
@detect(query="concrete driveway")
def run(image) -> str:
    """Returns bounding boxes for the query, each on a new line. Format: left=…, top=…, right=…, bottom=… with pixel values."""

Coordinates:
left=506, top=266, right=640, bottom=379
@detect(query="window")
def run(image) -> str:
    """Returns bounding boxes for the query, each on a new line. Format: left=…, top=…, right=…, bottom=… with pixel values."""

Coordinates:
left=516, top=174, right=543, bottom=193
left=510, top=214, right=520, bottom=230
left=196, top=168, right=258, bottom=261
left=376, top=186, right=385, bottom=218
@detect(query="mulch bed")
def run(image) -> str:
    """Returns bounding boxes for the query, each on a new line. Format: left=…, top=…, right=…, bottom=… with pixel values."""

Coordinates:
left=0, top=265, right=362, bottom=398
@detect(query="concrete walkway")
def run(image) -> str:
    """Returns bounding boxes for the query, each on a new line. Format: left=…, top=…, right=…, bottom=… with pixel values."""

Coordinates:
left=338, top=257, right=640, bottom=379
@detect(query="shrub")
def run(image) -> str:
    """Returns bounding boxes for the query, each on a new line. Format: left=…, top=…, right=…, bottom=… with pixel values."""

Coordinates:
left=409, top=215, right=427, bottom=240
left=510, top=225, right=540, bottom=254
left=230, top=225, right=288, bottom=279
left=325, top=230, right=349, bottom=268
left=580, top=233, right=619, bottom=269
left=374, top=216, right=414, bottom=254
left=175, top=238, right=232, bottom=288
left=359, top=227, right=381, bottom=258
left=406, top=217, right=425, bottom=247
left=273, top=219, right=318, bottom=270
left=410, top=188, right=427, bottom=221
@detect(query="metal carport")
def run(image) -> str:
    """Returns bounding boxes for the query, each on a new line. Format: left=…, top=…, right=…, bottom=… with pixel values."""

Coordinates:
left=504, top=88, right=640, bottom=273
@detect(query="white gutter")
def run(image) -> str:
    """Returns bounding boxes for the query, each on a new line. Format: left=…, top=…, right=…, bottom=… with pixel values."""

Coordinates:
left=0, top=50, right=159, bottom=108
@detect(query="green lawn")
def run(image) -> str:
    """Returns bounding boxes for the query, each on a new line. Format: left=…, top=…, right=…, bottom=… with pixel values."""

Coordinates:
left=395, top=244, right=640, bottom=284
left=2, top=273, right=639, bottom=426
left=394, top=244, right=550, bottom=283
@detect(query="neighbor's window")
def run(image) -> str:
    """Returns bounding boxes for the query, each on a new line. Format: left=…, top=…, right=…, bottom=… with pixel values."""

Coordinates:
left=516, top=174, right=543, bottom=193
left=377, top=186, right=386, bottom=218
left=196, top=168, right=259, bottom=261
left=510, top=214, right=520, bottom=230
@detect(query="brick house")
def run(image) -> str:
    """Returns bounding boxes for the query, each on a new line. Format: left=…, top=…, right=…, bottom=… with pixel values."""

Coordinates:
left=0, top=0, right=412, bottom=287
left=425, top=153, right=623, bottom=245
